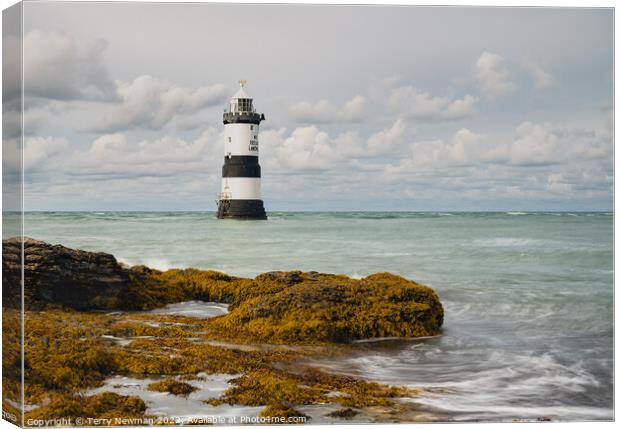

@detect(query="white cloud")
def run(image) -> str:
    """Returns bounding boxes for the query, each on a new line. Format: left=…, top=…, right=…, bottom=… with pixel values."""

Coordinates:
left=522, top=60, right=557, bottom=90
left=386, top=86, right=478, bottom=122
left=386, top=128, right=490, bottom=173
left=367, top=118, right=407, bottom=156
left=23, top=136, right=69, bottom=172
left=88, top=76, right=228, bottom=132
left=2, top=137, right=69, bottom=174
left=387, top=121, right=612, bottom=171
left=289, top=95, right=366, bottom=123
left=22, top=30, right=115, bottom=101
left=546, top=173, right=572, bottom=194
left=475, top=51, right=517, bottom=98
left=69, top=128, right=222, bottom=177
left=449, top=128, right=485, bottom=165
left=262, top=126, right=337, bottom=171
left=510, top=122, right=560, bottom=165
left=509, top=121, right=611, bottom=166
left=263, top=117, right=411, bottom=172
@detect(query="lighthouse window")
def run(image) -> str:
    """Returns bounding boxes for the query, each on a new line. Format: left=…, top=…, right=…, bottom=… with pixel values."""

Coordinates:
left=250, top=125, right=254, bottom=130
left=228, top=137, right=231, bottom=142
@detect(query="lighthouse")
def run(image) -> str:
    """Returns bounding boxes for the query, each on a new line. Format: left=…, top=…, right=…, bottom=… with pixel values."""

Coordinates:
left=216, top=81, right=267, bottom=219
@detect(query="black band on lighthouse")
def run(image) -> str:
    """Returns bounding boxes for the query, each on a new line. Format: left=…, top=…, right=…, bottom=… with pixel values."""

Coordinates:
left=222, top=156, right=261, bottom=178
left=217, top=200, right=266, bottom=220
left=223, top=112, right=264, bottom=125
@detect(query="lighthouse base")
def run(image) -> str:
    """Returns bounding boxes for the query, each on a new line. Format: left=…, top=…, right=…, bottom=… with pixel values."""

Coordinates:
left=217, top=199, right=267, bottom=220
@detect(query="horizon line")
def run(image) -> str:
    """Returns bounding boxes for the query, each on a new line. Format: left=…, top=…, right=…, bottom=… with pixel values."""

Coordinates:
left=4, top=210, right=614, bottom=214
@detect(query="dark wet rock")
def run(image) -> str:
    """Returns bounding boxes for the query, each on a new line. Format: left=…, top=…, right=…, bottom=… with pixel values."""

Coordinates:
left=2, top=237, right=129, bottom=310
left=326, top=407, right=359, bottom=419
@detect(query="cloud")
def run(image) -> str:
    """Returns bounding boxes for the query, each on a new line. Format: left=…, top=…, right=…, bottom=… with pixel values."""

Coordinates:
left=384, top=117, right=612, bottom=180
left=2, top=34, right=22, bottom=103
left=15, top=30, right=229, bottom=134
left=17, top=117, right=612, bottom=211
left=384, top=85, right=477, bottom=122
left=385, top=128, right=491, bottom=173
left=448, top=128, right=486, bottom=165
left=262, top=126, right=337, bottom=171
left=475, top=51, right=517, bottom=98
left=1, top=136, right=70, bottom=174
left=68, top=128, right=223, bottom=178
left=370, top=77, right=478, bottom=122
left=289, top=95, right=366, bottom=123
left=509, top=121, right=610, bottom=166
left=546, top=173, right=572, bottom=194
left=368, top=75, right=401, bottom=102
left=367, top=118, right=407, bottom=156
left=1, top=139, right=21, bottom=175
left=87, top=76, right=228, bottom=132
left=22, top=30, right=116, bottom=101
left=522, top=60, right=557, bottom=89
left=24, top=136, right=70, bottom=171
left=263, top=117, right=411, bottom=172
left=379, top=120, right=611, bottom=208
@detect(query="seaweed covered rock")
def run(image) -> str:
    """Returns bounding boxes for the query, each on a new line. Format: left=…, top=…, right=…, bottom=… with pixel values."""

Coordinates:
left=136, top=269, right=444, bottom=343
left=259, top=402, right=309, bottom=422
left=26, top=392, right=146, bottom=420
left=3, top=238, right=444, bottom=343
left=208, top=272, right=444, bottom=344
left=327, top=408, right=359, bottom=419
left=147, top=378, right=197, bottom=396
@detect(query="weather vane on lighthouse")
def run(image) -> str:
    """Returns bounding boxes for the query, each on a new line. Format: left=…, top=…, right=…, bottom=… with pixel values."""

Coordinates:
left=216, top=80, right=267, bottom=219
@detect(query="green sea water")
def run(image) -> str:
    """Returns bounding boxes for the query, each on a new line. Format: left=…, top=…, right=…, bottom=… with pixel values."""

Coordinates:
left=4, top=211, right=613, bottom=421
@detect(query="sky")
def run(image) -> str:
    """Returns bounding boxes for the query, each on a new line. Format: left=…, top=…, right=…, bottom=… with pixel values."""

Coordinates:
left=1, top=2, right=614, bottom=211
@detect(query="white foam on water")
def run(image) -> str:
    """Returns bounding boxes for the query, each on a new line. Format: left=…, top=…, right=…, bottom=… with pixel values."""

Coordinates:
left=144, top=301, right=229, bottom=319
left=5, top=398, right=39, bottom=412
left=296, top=404, right=374, bottom=423
left=86, top=374, right=263, bottom=423
left=401, top=396, right=613, bottom=422
left=472, top=237, right=542, bottom=247
left=320, top=345, right=611, bottom=421
left=101, top=335, right=134, bottom=346
left=119, top=257, right=177, bottom=271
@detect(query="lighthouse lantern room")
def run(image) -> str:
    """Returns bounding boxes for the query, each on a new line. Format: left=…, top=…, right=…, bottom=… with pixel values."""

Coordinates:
left=216, top=81, right=267, bottom=219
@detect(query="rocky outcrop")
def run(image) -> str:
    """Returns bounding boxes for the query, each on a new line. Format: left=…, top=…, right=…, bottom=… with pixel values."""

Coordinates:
left=2, top=237, right=130, bottom=310
left=2, top=237, right=444, bottom=343
left=209, top=272, right=444, bottom=343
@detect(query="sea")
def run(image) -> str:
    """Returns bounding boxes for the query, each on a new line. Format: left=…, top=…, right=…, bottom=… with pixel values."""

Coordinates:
left=4, top=211, right=614, bottom=422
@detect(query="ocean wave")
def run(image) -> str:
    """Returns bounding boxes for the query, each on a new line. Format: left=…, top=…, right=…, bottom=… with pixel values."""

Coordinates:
left=322, top=346, right=610, bottom=421
left=117, top=257, right=177, bottom=271
left=472, top=237, right=542, bottom=247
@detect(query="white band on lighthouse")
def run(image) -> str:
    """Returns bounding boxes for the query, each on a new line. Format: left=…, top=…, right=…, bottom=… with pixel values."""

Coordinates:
left=221, top=178, right=261, bottom=200
left=224, top=123, right=260, bottom=157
